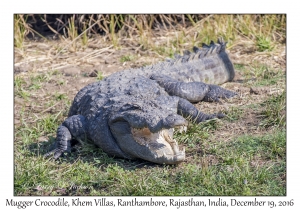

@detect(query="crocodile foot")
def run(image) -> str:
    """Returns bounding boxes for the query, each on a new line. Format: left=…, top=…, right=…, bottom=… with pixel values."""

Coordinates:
left=203, top=84, right=237, bottom=102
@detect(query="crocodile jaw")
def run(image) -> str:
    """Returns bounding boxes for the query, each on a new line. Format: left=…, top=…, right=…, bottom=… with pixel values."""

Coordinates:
left=109, top=121, right=186, bottom=164
left=131, top=127, right=185, bottom=164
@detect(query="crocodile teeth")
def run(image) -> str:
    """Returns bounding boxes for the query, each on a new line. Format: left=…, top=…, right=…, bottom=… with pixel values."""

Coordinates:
left=181, top=146, right=185, bottom=153
left=178, top=125, right=187, bottom=133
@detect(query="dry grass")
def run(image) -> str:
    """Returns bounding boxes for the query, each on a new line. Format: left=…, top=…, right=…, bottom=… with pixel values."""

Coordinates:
left=15, top=15, right=285, bottom=73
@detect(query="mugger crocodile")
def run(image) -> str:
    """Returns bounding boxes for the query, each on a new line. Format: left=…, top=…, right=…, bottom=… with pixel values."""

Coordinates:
left=45, top=38, right=236, bottom=164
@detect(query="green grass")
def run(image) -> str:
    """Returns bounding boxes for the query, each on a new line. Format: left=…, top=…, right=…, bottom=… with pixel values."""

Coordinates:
left=224, top=106, right=245, bottom=122
left=96, top=71, right=104, bottom=81
left=260, top=91, right=286, bottom=128
left=234, top=63, right=285, bottom=87
left=174, top=119, right=220, bottom=149
left=16, top=88, right=31, bottom=100
left=256, top=35, right=275, bottom=52
left=14, top=90, right=286, bottom=196
left=14, top=128, right=285, bottom=196
left=120, top=54, right=135, bottom=63
left=14, top=76, right=29, bottom=99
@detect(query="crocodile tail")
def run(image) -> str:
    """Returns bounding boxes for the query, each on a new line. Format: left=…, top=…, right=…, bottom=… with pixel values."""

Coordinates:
left=199, top=37, right=227, bottom=52
left=142, top=38, right=235, bottom=84
left=196, top=37, right=234, bottom=82
left=180, top=38, right=235, bottom=83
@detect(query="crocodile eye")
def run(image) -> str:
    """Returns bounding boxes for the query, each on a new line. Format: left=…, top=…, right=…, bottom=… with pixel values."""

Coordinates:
left=132, top=104, right=141, bottom=110
left=121, top=103, right=142, bottom=111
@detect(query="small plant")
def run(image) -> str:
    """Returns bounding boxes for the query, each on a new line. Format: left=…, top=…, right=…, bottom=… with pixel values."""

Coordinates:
left=110, top=14, right=118, bottom=47
left=16, top=88, right=31, bottom=100
left=66, top=15, right=78, bottom=51
left=14, top=15, right=29, bottom=49
left=14, top=76, right=25, bottom=92
left=96, top=71, right=104, bottom=81
left=256, top=35, right=274, bottom=52
left=120, top=55, right=134, bottom=63
left=54, top=92, right=68, bottom=101
left=29, top=83, right=42, bottom=90
left=81, top=22, right=89, bottom=47
left=252, top=64, right=273, bottom=79
left=28, top=74, right=48, bottom=90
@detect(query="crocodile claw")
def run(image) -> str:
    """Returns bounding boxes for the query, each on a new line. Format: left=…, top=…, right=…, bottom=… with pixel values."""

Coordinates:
left=203, top=84, right=237, bottom=102
left=44, top=148, right=68, bottom=159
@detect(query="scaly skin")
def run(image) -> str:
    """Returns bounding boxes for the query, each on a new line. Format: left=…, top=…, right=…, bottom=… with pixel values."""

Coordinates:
left=45, top=38, right=237, bottom=164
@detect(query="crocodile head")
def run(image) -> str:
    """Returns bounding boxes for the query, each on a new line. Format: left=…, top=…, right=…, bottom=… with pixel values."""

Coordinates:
left=108, top=96, right=187, bottom=164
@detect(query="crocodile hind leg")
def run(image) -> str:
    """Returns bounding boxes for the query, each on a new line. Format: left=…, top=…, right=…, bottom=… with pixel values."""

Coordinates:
left=44, top=115, right=87, bottom=159
left=202, top=84, right=237, bottom=102
left=151, top=74, right=236, bottom=102
left=177, top=98, right=224, bottom=123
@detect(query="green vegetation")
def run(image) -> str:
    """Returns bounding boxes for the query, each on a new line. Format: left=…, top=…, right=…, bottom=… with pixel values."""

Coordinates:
left=120, top=55, right=135, bottom=63
left=234, top=63, right=285, bottom=87
left=260, top=91, right=286, bottom=128
left=14, top=15, right=28, bottom=49
left=225, top=106, right=244, bottom=122
left=14, top=15, right=285, bottom=55
left=256, top=36, right=275, bottom=52
left=14, top=14, right=286, bottom=196
left=96, top=71, right=104, bottom=81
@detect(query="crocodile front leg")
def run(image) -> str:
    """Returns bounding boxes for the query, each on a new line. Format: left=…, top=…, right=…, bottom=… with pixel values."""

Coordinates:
left=177, top=98, right=224, bottom=123
left=44, top=115, right=87, bottom=159
left=151, top=74, right=236, bottom=102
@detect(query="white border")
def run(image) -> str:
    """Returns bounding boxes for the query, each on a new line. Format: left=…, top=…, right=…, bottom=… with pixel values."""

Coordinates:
left=2, top=0, right=298, bottom=209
